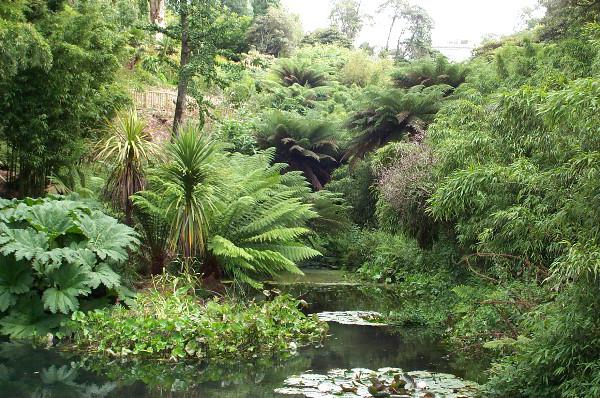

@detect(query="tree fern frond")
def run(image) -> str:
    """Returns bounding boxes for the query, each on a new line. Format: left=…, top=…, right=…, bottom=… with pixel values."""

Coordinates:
left=245, top=227, right=311, bottom=243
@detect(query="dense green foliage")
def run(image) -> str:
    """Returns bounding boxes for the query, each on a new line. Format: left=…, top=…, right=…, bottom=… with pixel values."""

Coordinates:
left=4, top=1, right=600, bottom=395
left=0, top=1, right=128, bottom=196
left=132, top=127, right=322, bottom=285
left=72, top=275, right=327, bottom=360
left=246, top=6, right=301, bottom=57
left=0, top=196, right=138, bottom=339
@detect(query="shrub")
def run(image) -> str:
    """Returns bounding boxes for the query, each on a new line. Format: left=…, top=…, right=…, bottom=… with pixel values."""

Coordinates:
left=376, top=142, right=438, bottom=247
left=485, top=282, right=600, bottom=398
left=339, top=51, right=375, bottom=87
left=0, top=195, right=139, bottom=339
left=327, top=161, right=378, bottom=227
left=71, top=275, right=327, bottom=361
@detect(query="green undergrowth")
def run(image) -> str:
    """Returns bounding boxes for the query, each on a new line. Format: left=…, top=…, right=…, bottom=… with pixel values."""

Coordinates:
left=70, top=275, right=328, bottom=361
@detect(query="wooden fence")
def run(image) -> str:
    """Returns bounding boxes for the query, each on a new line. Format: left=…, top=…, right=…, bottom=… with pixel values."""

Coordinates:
left=132, top=90, right=178, bottom=113
left=133, top=90, right=199, bottom=112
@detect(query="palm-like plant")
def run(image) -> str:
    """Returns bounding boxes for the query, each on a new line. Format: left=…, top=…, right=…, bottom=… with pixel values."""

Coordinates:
left=344, top=87, right=445, bottom=162
left=149, top=123, right=224, bottom=259
left=256, top=111, right=340, bottom=191
left=392, top=55, right=468, bottom=90
left=207, top=150, right=321, bottom=287
left=274, top=59, right=328, bottom=88
left=96, top=109, right=158, bottom=224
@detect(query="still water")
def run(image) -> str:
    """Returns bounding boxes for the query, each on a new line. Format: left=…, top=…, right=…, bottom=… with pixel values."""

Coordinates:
left=0, top=272, right=487, bottom=398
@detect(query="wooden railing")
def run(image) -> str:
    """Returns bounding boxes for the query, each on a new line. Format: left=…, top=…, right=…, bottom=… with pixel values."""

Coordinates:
left=132, top=90, right=178, bottom=113
left=133, top=90, right=199, bottom=112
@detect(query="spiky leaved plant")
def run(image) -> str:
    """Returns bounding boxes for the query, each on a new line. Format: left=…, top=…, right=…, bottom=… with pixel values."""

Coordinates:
left=274, top=59, right=328, bottom=88
left=149, top=123, right=223, bottom=259
left=206, top=150, right=321, bottom=287
left=256, top=111, right=339, bottom=190
left=96, top=109, right=159, bottom=225
left=344, top=86, right=445, bottom=162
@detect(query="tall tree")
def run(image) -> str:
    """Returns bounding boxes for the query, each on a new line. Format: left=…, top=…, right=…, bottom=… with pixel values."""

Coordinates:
left=329, top=0, right=365, bottom=43
left=224, top=0, right=252, bottom=15
left=148, top=0, right=166, bottom=40
left=251, top=0, right=280, bottom=16
left=246, top=6, right=302, bottom=56
left=378, top=0, right=405, bottom=51
left=167, top=0, right=249, bottom=133
left=378, top=0, right=433, bottom=60
left=395, top=4, right=432, bottom=60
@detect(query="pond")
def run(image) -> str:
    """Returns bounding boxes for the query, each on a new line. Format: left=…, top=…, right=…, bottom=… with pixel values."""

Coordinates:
left=0, top=270, right=487, bottom=398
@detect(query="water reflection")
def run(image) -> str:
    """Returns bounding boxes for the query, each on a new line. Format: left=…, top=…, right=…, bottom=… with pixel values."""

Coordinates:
left=0, top=276, right=488, bottom=397
left=0, top=322, right=487, bottom=398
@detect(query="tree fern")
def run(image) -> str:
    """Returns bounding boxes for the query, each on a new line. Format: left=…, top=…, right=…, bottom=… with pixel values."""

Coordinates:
left=207, top=150, right=321, bottom=287
left=255, top=111, right=339, bottom=190
left=131, top=190, right=173, bottom=274
left=345, top=86, right=445, bottom=162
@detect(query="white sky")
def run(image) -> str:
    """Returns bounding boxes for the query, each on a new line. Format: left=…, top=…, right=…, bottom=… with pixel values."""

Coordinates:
left=282, top=0, right=542, bottom=60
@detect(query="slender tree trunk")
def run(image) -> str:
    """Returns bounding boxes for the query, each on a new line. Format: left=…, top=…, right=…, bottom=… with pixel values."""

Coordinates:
left=149, top=0, right=166, bottom=41
left=385, top=15, right=397, bottom=51
left=173, top=9, right=191, bottom=135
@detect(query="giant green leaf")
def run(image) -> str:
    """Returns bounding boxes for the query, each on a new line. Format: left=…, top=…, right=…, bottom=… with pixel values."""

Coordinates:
left=75, top=212, right=139, bottom=263
left=0, top=294, right=62, bottom=339
left=42, top=264, right=92, bottom=314
left=0, top=227, right=49, bottom=261
left=25, top=202, right=76, bottom=240
left=0, top=256, right=33, bottom=312
left=87, top=263, right=121, bottom=289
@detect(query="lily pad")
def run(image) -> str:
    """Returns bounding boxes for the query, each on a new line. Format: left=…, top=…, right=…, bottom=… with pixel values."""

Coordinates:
left=275, top=367, right=480, bottom=398
left=316, top=311, right=387, bottom=326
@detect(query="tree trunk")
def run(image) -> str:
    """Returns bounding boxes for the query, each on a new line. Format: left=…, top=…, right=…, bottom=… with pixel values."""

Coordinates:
left=149, top=0, right=166, bottom=41
left=300, top=163, right=323, bottom=191
left=173, top=9, right=191, bottom=135
left=385, top=15, right=397, bottom=51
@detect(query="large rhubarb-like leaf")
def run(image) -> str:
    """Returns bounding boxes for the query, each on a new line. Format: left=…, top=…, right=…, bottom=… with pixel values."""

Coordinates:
left=87, top=263, right=121, bottom=289
left=75, top=212, right=139, bottom=263
left=0, top=256, right=33, bottom=312
left=25, top=202, right=76, bottom=239
left=0, top=227, right=49, bottom=261
left=43, top=264, right=92, bottom=314
left=0, top=294, right=63, bottom=338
